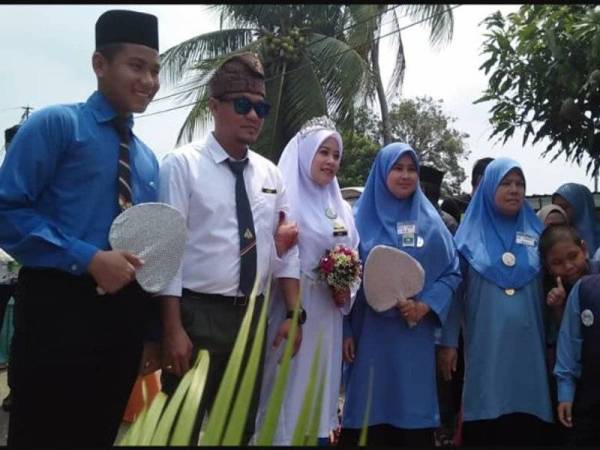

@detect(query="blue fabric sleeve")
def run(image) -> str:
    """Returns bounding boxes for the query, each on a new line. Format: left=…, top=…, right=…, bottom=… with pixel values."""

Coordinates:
left=0, top=108, right=99, bottom=274
left=419, top=257, right=461, bottom=326
left=554, top=281, right=582, bottom=403
left=438, top=256, right=468, bottom=348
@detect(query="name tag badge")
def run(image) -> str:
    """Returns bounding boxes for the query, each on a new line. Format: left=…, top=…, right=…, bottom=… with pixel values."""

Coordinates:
left=396, top=222, right=416, bottom=236
left=261, top=187, right=277, bottom=194
left=515, top=232, right=536, bottom=247
left=402, top=233, right=415, bottom=247
left=333, top=222, right=348, bottom=237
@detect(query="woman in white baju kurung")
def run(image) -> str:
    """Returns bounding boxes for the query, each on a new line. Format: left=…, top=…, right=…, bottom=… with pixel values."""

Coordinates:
left=254, top=117, right=359, bottom=445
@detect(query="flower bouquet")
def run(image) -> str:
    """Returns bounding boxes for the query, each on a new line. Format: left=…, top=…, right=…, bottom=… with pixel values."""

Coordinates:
left=315, top=244, right=362, bottom=307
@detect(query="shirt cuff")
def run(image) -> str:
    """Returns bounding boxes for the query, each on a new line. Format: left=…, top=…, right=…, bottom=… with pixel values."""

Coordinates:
left=272, top=250, right=300, bottom=280
left=66, top=239, right=99, bottom=275
left=557, top=379, right=576, bottom=403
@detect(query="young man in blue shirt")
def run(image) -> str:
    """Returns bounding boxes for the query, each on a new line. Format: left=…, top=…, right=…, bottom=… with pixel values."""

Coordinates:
left=0, top=9, right=161, bottom=446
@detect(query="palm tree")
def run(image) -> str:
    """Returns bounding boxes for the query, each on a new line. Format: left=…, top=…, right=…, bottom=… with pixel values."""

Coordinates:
left=159, top=5, right=374, bottom=162
left=344, top=5, right=455, bottom=144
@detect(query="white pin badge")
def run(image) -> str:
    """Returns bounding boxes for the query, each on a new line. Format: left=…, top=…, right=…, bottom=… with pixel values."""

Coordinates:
left=416, top=236, right=424, bottom=248
left=505, top=288, right=515, bottom=296
left=325, top=207, right=337, bottom=220
left=581, top=309, right=594, bottom=327
left=502, top=252, right=516, bottom=267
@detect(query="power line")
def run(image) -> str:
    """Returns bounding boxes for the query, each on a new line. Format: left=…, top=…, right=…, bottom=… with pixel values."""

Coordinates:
left=149, top=4, right=404, bottom=105
left=138, top=4, right=460, bottom=120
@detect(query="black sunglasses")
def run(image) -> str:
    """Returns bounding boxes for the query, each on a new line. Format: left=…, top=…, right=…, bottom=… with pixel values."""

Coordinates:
left=218, top=96, right=271, bottom=119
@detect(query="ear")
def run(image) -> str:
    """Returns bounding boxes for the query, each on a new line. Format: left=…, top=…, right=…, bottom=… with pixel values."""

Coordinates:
left=208, top=97, right=219, bottom=115
left=581, top=239, right=589, bottom=258
left=92, top=51, right=108, bottom=79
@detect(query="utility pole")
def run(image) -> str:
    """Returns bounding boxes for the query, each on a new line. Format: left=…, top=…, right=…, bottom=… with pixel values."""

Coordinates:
left=20, top=106, right=33, bottom=122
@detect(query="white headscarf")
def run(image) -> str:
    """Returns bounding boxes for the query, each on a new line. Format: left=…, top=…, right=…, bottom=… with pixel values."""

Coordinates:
left=278, top=123, right=357, bottom=275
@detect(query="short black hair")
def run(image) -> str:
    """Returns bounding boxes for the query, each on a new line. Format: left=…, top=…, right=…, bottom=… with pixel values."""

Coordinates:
left=539, top=224, right=584, bottom=264
left=471, top=157, right=494, bottom=188
left=95, top=43, right=125, bottom=62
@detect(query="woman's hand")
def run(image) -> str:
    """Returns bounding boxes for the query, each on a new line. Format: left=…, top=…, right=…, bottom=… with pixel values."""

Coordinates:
left=343, top=336, right=355, bottom=363
left=397, top=298, right=430, bottom=324
left=557, top=402, right=573, bottom=428
left=331, top=287, right=350, bottom=307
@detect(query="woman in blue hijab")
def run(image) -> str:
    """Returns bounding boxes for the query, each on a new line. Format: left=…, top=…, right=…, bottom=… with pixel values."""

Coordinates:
left=340, top=143, right=461, bottom=446
left=439, top=158, right=555, bottom=445
left=553, top=183, right=600, bottom=255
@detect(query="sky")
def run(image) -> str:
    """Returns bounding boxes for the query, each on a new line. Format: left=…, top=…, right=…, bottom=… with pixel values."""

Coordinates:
left=0, top=4, right=597, bottom=196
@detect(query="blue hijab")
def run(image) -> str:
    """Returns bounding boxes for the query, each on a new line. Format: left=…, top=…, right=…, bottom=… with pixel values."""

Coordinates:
left=455, top=157, right=543, bottom=289
left=354, top=143, right=456, bottom=290
left=553, top=183, right=600, bottom=254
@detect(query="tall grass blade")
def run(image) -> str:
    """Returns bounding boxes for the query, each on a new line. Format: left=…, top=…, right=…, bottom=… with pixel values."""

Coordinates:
left=149, top=367, right=195, bottom=445
left=138, top=392, right=168, bottom=445
left=358, top=366, right=374, bottom=447
left=256, top=290, right=302, bottom=445
left=221, top=275, right=272, bottom=445
left=199, top=276, right=261, bottom=445
left=171, top=349, right=210, bottom=445
left=290, top=333, right=323, bottom=445
left=306, top=363, right=326, bottom=446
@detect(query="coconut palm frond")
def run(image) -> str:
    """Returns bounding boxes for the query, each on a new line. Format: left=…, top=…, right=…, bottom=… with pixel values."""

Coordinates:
left=403, top=4, right=454, bottom=47
left=307, top=34, right=372, bottom=123
left=384, top=10, right=406, bottom=101
left=160, top=28, right=256, bottom=86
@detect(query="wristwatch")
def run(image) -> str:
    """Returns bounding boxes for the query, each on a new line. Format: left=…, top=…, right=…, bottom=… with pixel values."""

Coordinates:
left=286, top=307, right=307, bottom=325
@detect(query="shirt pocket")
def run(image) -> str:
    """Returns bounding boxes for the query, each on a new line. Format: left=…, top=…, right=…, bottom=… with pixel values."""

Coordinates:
left=253, top=190, right=278, bottom=234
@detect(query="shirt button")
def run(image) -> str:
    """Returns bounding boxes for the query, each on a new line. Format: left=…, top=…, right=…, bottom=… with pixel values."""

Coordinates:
left=71, top=264, right=78, bottom=272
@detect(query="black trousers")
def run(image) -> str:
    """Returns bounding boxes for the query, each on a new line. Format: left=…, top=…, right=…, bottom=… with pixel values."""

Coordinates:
left=339, top=424, right=435, bottom=447
left=8, top=268, right=150, bottom=447
left=161, top=291, right=265, bottom=445
left=462, top=413, right=552, bottom=446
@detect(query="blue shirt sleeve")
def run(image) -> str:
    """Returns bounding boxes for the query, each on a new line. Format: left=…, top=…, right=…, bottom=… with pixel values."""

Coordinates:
left=0, top=108, right=99, bottom=274
left=438, top=256, right=468, bottom=347
left=554, top=281, right=582, bottom=403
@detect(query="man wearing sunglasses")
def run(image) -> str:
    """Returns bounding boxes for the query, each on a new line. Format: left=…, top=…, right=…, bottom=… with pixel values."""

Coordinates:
left=157, top=52, right=302, bottom=444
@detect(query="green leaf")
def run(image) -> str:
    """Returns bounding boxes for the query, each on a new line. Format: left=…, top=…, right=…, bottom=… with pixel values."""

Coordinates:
left=199, top=278, right=262, bottom=445
left=256, top=296, right=302, bottom=445
left=290, top=334, right=323, bottom=445
left=220, top=276, right=273, bottom=445
left=358, top=366, right=374, bottom=447
left=305, top=363, right=326, bottom=446
left=149, top=368, right=195, bottom=445
left=171, top=350, right=210, bottom=445
left=137, top=392, right=169, bottom=445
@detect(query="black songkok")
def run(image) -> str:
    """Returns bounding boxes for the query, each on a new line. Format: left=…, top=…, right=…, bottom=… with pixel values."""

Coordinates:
left=4, top=124, right=20, bottom=148
left=419, top=165, right=445, bottom=187
left=95, top=10, right=159, bottom=51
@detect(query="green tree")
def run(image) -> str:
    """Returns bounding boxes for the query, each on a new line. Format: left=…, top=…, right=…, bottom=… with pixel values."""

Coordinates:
left=476, top=5, right=600, bottom=176
left=159, top=5, right=372, bottom=162
left=345, top=5, right=455, bottom=145
left=339, top=96, right=469, bottom=196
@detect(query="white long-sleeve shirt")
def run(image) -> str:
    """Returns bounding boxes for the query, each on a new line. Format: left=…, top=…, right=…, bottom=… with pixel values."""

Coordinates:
left=158, top=132, right=300, bottom=298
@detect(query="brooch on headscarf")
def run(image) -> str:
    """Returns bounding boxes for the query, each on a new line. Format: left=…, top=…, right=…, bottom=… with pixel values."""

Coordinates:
left=298, top=115, right=338, bottom=138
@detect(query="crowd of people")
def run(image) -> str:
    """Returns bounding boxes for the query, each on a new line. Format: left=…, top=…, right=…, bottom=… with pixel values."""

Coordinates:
left=0, top=8, right=599, bottom=448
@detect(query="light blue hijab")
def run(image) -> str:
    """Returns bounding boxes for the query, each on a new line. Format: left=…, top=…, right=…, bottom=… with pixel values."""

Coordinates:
left=455, top=157, right=543, bottom=289
left=553, top=183, right=600, bottom=254
left=354, top=143, right=456, bottom=290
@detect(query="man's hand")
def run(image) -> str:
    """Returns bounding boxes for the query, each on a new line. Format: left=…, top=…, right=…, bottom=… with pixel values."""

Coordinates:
left=557, top=402, right=573, bottom=428
left=437, top=346, right=458, bottom=381
left=139, top=341, right=161, bottom=376
left=161, top=324, right=193, bottom=377
left=88, top=250, right=143, bottom=294
left=547, top=276, right=567, bottom=307
left=332, top=287, right=350, bottom=307
left=274, top=211, right=298, bottom=257
left=343, top=336, right=355, bottom=363
left=160, top=296, right=193, bottom=377
left=272, top=318, right=302, bottom=360
left=397, top=298, right=430, bottom=324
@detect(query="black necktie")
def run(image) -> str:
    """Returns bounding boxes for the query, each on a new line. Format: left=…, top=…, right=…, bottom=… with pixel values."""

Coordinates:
left=112, top=117, right=133, bottom=211
left=226, top=159, right=257, bottom=296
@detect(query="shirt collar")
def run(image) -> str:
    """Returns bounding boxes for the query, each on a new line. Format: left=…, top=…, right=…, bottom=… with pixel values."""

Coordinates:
left=87, top=91, right=134, bottom=129
left=205, top=132, right=251, bottom=165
